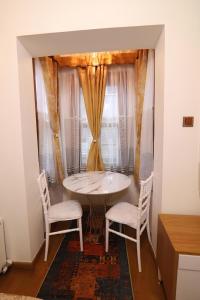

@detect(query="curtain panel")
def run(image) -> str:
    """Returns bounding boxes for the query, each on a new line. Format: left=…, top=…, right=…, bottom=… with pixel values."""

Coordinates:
left=134, top=50, right=148, bottom=183
left=59, top=68, right=82, bottom=176
left=39, top=57, right=64, bottom=182
left=140, top=50, right=154, bottom=180
left=34, top=58, right=56, bottom=182
left=78, top=65, right=107, bottom=171
left=102, top=65, right=135, bottom=174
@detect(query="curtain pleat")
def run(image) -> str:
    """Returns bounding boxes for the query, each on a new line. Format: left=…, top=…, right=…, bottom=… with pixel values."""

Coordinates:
left=78, top=65, right=107, bottom=171
left=103, top=65, right=135, bottom=174
left=39, top=57, right=64, bottom=182
left=134, top=50, right=148, bottom=184
left=140, top=50, right=154, bottom=180
left=34, top=58, right=56, bottom=182
left=59, top=67, right=81, bottom=175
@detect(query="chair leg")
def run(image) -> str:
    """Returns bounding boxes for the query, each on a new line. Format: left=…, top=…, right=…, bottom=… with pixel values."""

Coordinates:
left=158, top=267, right=162, bottom=282
left=136, top=230, right=142, bottom=272
left=78, top=218, right=83, bottom=252
left=105, top=218, right=109, bottom=252
left=147, top=220, right=153, bottom=248
left=44, top=222, right=49, bottom=262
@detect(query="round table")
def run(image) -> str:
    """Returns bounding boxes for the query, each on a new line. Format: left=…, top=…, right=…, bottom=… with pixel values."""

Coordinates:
left=63, top=171, right=131, bottom=234
left=63, top=171, right=131, bottom=195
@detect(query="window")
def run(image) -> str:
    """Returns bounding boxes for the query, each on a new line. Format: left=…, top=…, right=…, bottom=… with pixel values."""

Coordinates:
left=80, top=85, right=120, bottom=168
left=80, top=92, right=92, bottom=167
left=80, top=65, right=135, bottom=173
left=35, top=62, right=136, bottom=178
left=35, top=51, right=154, bottom=181
left=100, top=86, right=119, bottom=166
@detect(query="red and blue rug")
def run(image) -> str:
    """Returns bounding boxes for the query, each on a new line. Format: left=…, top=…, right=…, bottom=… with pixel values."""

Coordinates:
left=37, top=217, right=133, bottom=300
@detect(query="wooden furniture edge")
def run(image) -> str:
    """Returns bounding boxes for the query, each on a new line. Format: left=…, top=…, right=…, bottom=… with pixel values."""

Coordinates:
left=157, top=215, right=178, bottom=300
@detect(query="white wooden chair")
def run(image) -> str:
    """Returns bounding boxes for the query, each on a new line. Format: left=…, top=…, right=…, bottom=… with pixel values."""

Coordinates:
left=37, top=170, right=83, bottom=261
left=105, top=172, right=153, bottom=272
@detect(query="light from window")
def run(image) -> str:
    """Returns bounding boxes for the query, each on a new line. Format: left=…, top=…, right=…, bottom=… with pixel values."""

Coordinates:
left=80, top=86, right=119, bottom=169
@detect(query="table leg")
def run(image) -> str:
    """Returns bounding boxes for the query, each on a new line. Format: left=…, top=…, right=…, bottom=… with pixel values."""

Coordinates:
left=85, top=195, right=110, bottom=237
left=104, top=194, right=109, bottom=214
left=89, top=196, right=92, bottom=234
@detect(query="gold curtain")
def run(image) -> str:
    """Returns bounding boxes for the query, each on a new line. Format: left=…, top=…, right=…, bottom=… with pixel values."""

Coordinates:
left=134, top=50, right=148, bottom=184
left=78, top=65, right=107, bottom=171
left=39, top=57, right=64, bottom=182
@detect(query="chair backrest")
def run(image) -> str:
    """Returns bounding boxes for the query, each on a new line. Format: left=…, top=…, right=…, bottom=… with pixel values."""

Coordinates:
left=138, top=172, right=153, bottom=223
left=37, top=170, right=51, bottom=214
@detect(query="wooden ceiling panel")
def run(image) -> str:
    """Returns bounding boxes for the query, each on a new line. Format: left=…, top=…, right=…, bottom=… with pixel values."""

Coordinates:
left=53, top=50, right=139, bottom=67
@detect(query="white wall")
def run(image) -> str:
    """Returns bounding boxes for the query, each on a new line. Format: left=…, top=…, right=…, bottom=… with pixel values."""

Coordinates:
left=0, top=0, right=200, bottom=261
left=17, top=41, right=44, bottom=261
left=152, top=29, right=165, bottom=250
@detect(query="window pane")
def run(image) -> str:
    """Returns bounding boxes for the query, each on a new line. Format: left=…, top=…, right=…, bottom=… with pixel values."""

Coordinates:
left=103, top=86, right=118, bottom=118
left=101, top=86, right=119, bottom=168
left=80, top=92, right=92, bottom=167
left=79, top=86, right=119, bottom=169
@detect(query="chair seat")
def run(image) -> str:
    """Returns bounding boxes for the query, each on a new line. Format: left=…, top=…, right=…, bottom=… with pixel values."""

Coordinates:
left=106, top=202, right=139, bottom=229
left=48, top=200, right=82, bottom=221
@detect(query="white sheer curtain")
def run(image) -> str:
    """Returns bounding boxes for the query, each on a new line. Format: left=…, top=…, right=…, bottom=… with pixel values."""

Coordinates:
left=140, top=50, right=154, bottom=179
left=102, top=65, right=136, bottom=173
left=59, top=67, right=82, bottom=175
left=34, top=58, right=56, bottom=182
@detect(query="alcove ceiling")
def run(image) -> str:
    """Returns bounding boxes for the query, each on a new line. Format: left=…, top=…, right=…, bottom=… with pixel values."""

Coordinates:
left=18, top=25, right=163, bottom=57
left=53, top=49, right=139, bottom=67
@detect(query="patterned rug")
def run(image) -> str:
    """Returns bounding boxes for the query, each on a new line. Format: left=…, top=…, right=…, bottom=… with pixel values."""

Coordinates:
left=37, top=215, right=133, bottom=300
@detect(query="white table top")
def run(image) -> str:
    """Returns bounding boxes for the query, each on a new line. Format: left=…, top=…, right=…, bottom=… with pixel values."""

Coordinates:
left=63, top=171, right=131, bottom=195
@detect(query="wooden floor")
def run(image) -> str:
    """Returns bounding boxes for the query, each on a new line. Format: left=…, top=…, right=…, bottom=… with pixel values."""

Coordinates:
left=0, top=223, right=166, bottom=300
left=125, top=227, right=166, bottom=300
